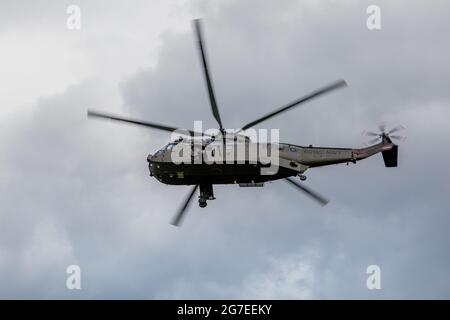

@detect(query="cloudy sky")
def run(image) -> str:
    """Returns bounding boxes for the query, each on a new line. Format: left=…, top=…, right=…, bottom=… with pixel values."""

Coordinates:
left=1, top=0, right=450, bottom=299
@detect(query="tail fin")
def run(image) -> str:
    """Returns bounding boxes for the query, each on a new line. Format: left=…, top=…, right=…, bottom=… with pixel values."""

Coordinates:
left=382, top=145, right=398, bottom=167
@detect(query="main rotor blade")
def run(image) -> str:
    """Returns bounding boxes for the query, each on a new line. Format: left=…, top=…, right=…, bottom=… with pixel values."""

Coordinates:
left=239, top=79, right=347, bottom=131
left=87, top=110, right=199, bottom=136
left=364, top=131, right=380, bottom=137
left=284, top=177, right=329, bottom=206
left=193, top=19, right=224, bottom=130
left=171, top=185, right=199, bottom=226
left=378, top=123, right=386, bottom=133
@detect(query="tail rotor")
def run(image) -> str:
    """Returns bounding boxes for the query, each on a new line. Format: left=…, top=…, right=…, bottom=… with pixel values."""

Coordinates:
left=362, top=123, right=406, bottom=145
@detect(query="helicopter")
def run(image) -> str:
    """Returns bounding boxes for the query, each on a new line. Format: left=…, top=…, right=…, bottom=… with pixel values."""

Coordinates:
left=88, top=19, right=403, bottom=226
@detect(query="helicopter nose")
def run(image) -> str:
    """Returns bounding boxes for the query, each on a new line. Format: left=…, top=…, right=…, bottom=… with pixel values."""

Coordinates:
left=147, top=154, right=154, bottom=176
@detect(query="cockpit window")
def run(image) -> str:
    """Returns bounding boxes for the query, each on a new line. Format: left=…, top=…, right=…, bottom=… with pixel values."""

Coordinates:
left=166, top=143, right=177, bottom=151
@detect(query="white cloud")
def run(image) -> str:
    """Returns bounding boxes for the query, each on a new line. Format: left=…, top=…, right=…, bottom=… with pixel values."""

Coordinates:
left=237, top=253, right=316, bottom=299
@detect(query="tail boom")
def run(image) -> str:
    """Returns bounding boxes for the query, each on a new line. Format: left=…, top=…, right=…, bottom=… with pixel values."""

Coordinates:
left=284, top=139, right=397, bottom=169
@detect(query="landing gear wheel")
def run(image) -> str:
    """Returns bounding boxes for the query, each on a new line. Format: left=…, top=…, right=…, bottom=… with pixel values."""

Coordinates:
left=199, top=198, right=207, bottom=208
left=198, top=183, right=214, bottom=208
left=299, top=174, right=307, bottom=181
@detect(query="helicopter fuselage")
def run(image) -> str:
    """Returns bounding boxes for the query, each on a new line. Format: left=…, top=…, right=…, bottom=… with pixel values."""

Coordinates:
left=147, top=138, right=395, bottom=186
